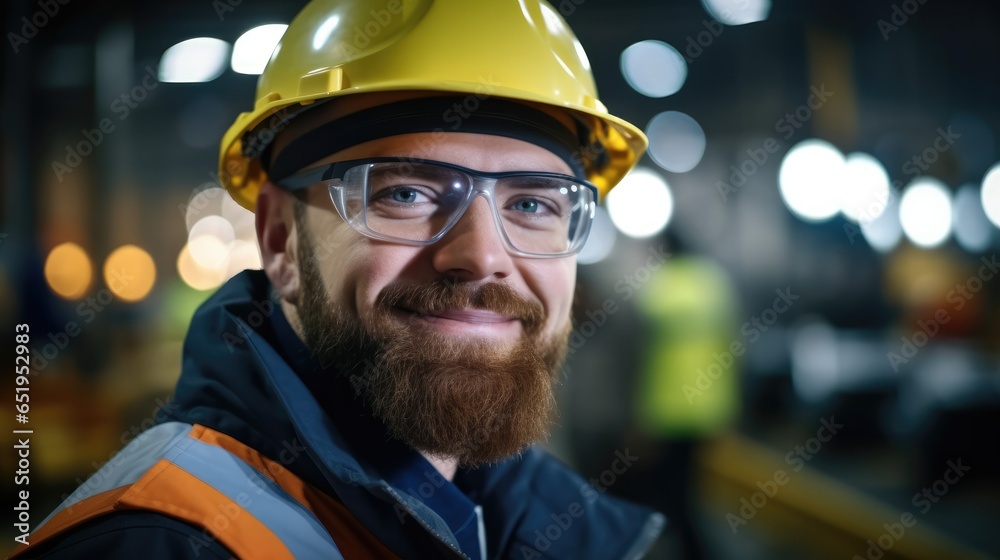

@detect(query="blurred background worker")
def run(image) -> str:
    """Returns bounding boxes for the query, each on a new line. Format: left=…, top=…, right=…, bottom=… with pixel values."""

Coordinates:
left=630, top=246, right=741, bottom=560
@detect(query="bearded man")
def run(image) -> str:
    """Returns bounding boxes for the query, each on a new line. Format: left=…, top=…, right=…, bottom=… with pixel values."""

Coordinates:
left=13, top=1, right=664, bottom=558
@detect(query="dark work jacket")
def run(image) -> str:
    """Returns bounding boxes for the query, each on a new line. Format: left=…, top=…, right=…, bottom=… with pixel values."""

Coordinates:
left=14, top=270, right=664, bottom=559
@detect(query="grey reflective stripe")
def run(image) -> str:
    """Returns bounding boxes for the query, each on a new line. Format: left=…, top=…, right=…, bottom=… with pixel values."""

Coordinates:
left=621, top=512, right=667, bottom=560
left=165, top=435, right=344, bottom=560
left=474, top=505, right=487, bottom=560
left=36, top=422, right=194, bottom=531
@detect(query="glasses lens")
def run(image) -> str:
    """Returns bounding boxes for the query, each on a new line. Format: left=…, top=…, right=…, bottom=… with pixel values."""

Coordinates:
left=496, top=176, right=592, bottom=255
left=364, top=162, right=470, bottom=241
left=352, top=161, right=594, bottom=256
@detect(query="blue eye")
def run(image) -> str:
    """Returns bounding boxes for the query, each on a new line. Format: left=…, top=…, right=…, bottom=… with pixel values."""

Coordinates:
left=514, top=199, right=539, bottom=213
left=391, top=189, right=419, bottom=203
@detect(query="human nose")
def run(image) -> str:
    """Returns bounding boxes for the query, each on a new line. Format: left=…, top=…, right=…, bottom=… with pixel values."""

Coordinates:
left=430, top=194, right=516, bottom=282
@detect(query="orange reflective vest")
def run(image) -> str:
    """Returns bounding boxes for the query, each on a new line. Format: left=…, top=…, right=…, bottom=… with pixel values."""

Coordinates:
left=10, top=422, right=400, bottom=559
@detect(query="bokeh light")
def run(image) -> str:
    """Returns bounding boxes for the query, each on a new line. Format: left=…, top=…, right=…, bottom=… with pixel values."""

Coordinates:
left=222, top=193, right=257, bottom=242
left=860, top=194, right=903, bottom=253
left=899, top=178, right=953, bottom=248
left=790, top=320, right=838, bottom=403
left=177, top=243, right=228, bottom=291
left=620, top=40, right=687, bottom=98
left=225, top=240, right=264, bottom=279
left=188, top=215, right=236, bottom=268
left=185, top=187, right=227, bottom=231
left=779, top=139, right=844, bottom=222
left=841, top=152, right=890, bottom=223
left=953, top=184, right=994, bottom=252
left=646, top=111, right=706, bottom=173
left=701, top=0, right=770, bottom=25
left=232, top=24, right=288, bottom=75
left=104, top=245, right=156, bottom=302
left=44, top=243, right=93, bottom=300
left=577, top=207, right=617, bottom=265
left=982, top=163, right=1000, bottom=229
left=158, top=37, right=230, bottom=83
left=607, top=167, right=674, bottom=239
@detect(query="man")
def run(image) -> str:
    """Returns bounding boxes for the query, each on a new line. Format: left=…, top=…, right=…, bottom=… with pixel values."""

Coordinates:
left=12, top=1, right=664, bottom=558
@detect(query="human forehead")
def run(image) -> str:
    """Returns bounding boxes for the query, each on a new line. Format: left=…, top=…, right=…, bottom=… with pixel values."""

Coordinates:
left=304, top=132, right=576, bottom=176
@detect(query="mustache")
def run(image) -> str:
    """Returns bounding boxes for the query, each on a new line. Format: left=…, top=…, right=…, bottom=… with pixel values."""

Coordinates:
left=376, top=280, right=546, bottom=335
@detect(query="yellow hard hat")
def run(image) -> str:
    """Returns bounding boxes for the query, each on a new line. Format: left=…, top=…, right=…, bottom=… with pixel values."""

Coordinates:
left=219, top=0, right=648, bottom=211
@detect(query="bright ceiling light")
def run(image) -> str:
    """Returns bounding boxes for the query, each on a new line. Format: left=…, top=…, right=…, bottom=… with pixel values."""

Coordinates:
left=779, top=139, right=844, bottom=223
left=841, top=152, right=890, bottom=223
left=701, top=0, right=770, bottom=25
left=159, top=37, right=230, bottom=83
left=646, top=111, right=706, bottom=173
left=232, top=24, right=287, bottom=75
left=607, top=167, right=674, bottom=239
left=981, top=163, right=1000, bottom=228
left=899, top=178, right=952, bottom=248
left=621, top=40, right=687, bottom=98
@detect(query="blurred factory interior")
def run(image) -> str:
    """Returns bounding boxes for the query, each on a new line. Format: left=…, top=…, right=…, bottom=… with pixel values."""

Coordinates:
left=2, top=0, right=999, bottom=558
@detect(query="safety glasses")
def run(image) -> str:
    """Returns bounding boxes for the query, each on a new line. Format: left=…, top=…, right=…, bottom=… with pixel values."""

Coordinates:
left=277, top=157, right=598, bottom=258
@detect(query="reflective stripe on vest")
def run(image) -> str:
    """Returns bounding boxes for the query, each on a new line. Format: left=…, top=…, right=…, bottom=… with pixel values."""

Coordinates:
left=165, top=432, right=343, bottom=558
left=35, top=422, right=194, bottom=530
left=11, top=423, right=399, bottom=559
left=190, top=425, right=401, bottom=559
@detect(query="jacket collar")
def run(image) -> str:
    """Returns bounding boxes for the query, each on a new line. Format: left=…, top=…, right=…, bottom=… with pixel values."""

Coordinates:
left=167, top=270, right=664, bottom=559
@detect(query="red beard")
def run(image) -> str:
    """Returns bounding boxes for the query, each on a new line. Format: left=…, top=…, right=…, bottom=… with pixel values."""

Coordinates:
left=297, top=229, right=570, bottom=465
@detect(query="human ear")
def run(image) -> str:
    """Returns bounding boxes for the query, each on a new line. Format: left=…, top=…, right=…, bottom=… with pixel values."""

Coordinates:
left=255, top=181, right=301, bottom=303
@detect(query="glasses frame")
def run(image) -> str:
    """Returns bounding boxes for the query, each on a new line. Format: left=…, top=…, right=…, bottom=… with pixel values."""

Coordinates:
left=277, top=157, right=598, bottom=259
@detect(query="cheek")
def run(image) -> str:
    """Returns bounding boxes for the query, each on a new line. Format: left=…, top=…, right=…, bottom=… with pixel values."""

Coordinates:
left=523, top=259, right=576, bottom=332
left=348, top=244, right=424, bottom=313
left=304, top=210, right=363, bottom=310
left=303, top=191, right=420, bottom=313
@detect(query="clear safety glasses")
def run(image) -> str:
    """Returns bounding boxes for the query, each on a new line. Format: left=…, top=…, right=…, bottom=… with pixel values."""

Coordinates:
left=277, top=157, right=598, bottom=258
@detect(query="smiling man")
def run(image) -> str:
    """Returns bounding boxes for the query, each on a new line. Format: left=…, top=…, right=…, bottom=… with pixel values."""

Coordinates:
left=12, top=1, right=664, bottom=559
left=282, top=125, right=576, bottom=471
